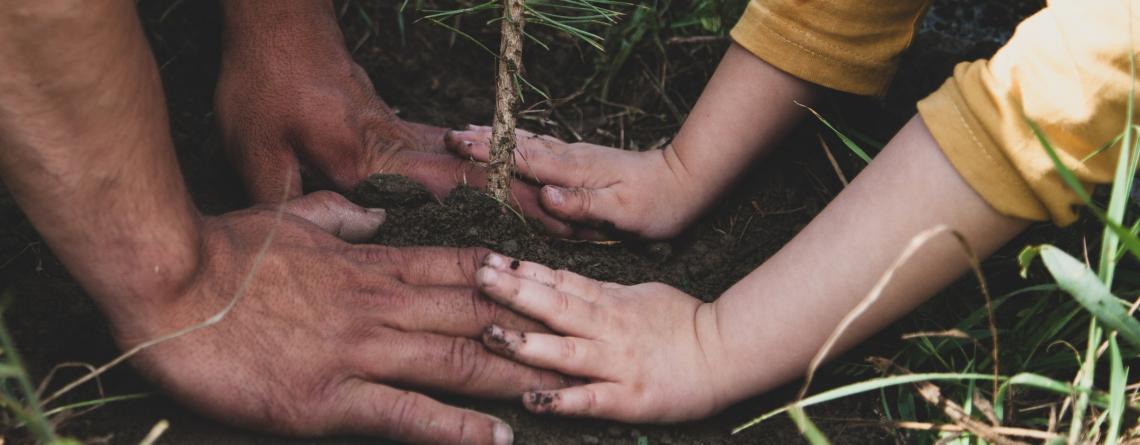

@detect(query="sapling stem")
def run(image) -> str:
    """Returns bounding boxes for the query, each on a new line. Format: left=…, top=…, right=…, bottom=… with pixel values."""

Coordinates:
left=488, top=0, right=525, bottom=203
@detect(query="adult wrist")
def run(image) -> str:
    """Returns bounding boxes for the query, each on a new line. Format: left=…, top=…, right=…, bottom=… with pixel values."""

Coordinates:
left=91, top=209, right=206, bottom=346
left=221, top=0, right=344, bottom=57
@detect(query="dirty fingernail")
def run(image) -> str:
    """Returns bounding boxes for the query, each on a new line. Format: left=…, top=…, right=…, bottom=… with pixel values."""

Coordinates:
left=544, top=187, right=565, bottom=206
left=482, top=324, right=523, bottom=355
left=493, top=422, right=514, bottom=445
left=525, top=391, right=560, bottom=414
left=485, top=253, right=507, bottom=269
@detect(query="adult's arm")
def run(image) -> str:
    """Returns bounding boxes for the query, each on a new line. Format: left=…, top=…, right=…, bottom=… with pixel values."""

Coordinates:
left=0, top=0, right=201, bottom=333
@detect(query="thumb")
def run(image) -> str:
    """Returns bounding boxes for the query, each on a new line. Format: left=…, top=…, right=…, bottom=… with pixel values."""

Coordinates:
left=540, top=185, right=621, bottom=228
left=281, top=191, right=386, bottom=242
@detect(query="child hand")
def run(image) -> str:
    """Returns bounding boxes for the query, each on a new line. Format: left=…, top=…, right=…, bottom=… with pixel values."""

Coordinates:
left=446, top=126, right=710, bottom=239
left=474, top=253, right=734, bottom=422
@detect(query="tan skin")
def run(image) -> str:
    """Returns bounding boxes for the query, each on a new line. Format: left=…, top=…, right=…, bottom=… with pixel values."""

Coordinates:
left=217, top=0, right=572, bottom=236
left=0, top=1, right=575, bottom=443
left=450, top=48, right=1030, bottom=421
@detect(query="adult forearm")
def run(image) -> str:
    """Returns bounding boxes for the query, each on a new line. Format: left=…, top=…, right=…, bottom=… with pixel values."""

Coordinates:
left=0, top=1, right=200, bottom=334
left=666, top=43, right=819, bottom=202
left=709, top=116, right=1028, bottom=399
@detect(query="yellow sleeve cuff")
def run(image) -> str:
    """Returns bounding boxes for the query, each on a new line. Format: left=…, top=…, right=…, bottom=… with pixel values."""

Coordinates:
left=918, top=1, right=1137, bottom=227
left=729, top=0, right=929, bottom=96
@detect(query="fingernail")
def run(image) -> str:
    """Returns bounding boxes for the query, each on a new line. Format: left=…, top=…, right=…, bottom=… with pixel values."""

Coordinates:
left=544, top=187, right=565, bottom=206
left=366, top=208, right=386, bottom=216
left=493, top=422, right=514, bottom=445
left=483, top=325, right=525, bottom=355
left=525, top=391, right=560, bottom=414
left=485, top=253, right=507, bottom=269
left=476, top=267, right=499, bottom=286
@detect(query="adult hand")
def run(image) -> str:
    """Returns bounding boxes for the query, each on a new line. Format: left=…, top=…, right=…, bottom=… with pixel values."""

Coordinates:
left=446, top=127, right=709, bottom=240
left=472, top=253, right=733, bottom=422
left=123, top=192, right=567, bottom=444
left=215, top=2, right=570, bottom=235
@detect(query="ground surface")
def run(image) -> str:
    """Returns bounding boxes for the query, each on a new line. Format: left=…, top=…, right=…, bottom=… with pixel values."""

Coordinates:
left=0, top=1, right=1052, bottom=443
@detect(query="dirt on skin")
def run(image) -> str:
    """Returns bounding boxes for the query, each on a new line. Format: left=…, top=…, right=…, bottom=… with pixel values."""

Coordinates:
left=0, top=0, right=1058, bottom=444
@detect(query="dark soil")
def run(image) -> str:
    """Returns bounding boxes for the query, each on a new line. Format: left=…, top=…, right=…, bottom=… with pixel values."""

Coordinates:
left=0, top=0, right=1060, bottom=444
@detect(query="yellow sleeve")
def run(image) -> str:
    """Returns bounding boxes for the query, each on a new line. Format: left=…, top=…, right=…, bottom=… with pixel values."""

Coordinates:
left=917, top=0, right=1140, bottom=225
left=729, top=0, right=930, bottom=96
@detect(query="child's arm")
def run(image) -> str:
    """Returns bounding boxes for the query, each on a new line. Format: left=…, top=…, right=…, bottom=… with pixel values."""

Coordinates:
left=472, top=116, right=1029, bottom=421
left=446, top=43, right=818, bottom=239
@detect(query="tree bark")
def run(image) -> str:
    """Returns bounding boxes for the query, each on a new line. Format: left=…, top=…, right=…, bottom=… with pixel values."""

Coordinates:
left=488, top=0, right=525, bottom=204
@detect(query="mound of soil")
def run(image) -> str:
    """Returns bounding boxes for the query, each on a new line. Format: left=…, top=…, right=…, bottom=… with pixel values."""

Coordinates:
left=347, top=173, right=895, bottom=445
left=353, top=174, right=779, bottom=300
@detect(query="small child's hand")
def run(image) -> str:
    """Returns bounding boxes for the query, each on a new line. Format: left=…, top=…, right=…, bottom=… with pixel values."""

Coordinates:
left=446, top=126, right=709, bottom=239
left=474, top=252, right=734, bottom=422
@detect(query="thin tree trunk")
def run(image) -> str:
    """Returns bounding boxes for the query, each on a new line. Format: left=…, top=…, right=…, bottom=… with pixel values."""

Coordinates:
left=488, top=0, right=525, bottom=204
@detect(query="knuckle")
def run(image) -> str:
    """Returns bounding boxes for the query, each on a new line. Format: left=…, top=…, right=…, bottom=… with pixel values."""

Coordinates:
left=447, top=338, right=490, bottom=386
left=575, top=189, right=593, bottom=215
left=461, top=247, right=491, bottom=279
left=384, top=390, right=423, bottom=436
left=468, top=288, right=500, bottom=324
left=553, top=292, right=573, bottom=315
left=552, top=269, right=570, bottom=288
left=581, top=388, right=599, bottom=414
left=558, top=338, right=578, bottom=361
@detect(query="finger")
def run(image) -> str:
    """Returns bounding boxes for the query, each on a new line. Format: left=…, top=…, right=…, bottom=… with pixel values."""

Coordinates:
left=279, top=191, right=386, bottom=242
left=385, top=151, right=574, bottom=237
left=447, top=129, right=584, bottom=186
left=483, top=325, right=610, bottom=380
left=358, top=284, right=547, bottom=336
left=541, top=185, right=624, bottom=229
left=240, top=149, right=304, bottom=204
left=476, top=267, right=600, bottom=334
left=348, top=246, right=489, bottom=286
left=338, top=381, right=514, bottom=445
left=403, top=121, right=450, bottom=153
left=483, top=253, right=604, bottom=302
left=523, top=384, right=622, bottom=419
left=359, top=332, right=571, bottom=398
left=445, top=125, right=563, bottom=156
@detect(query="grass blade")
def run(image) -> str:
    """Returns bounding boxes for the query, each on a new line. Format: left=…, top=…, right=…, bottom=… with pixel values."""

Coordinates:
left=1019, top=245, right=1140, bottom=348
left=1105, top=336, right=1127, bottom=445
left=788, top=406, right=832, bottom=445
left=797, top=101, right=872, bottom=163
left=733, top=373, right=998, bottom=434
left=1027, top=119, right=1140, bottom=262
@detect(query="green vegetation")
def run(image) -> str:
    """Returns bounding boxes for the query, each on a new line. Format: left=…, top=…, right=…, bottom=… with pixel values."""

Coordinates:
left=736, top=66, right=1140, bottom=445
